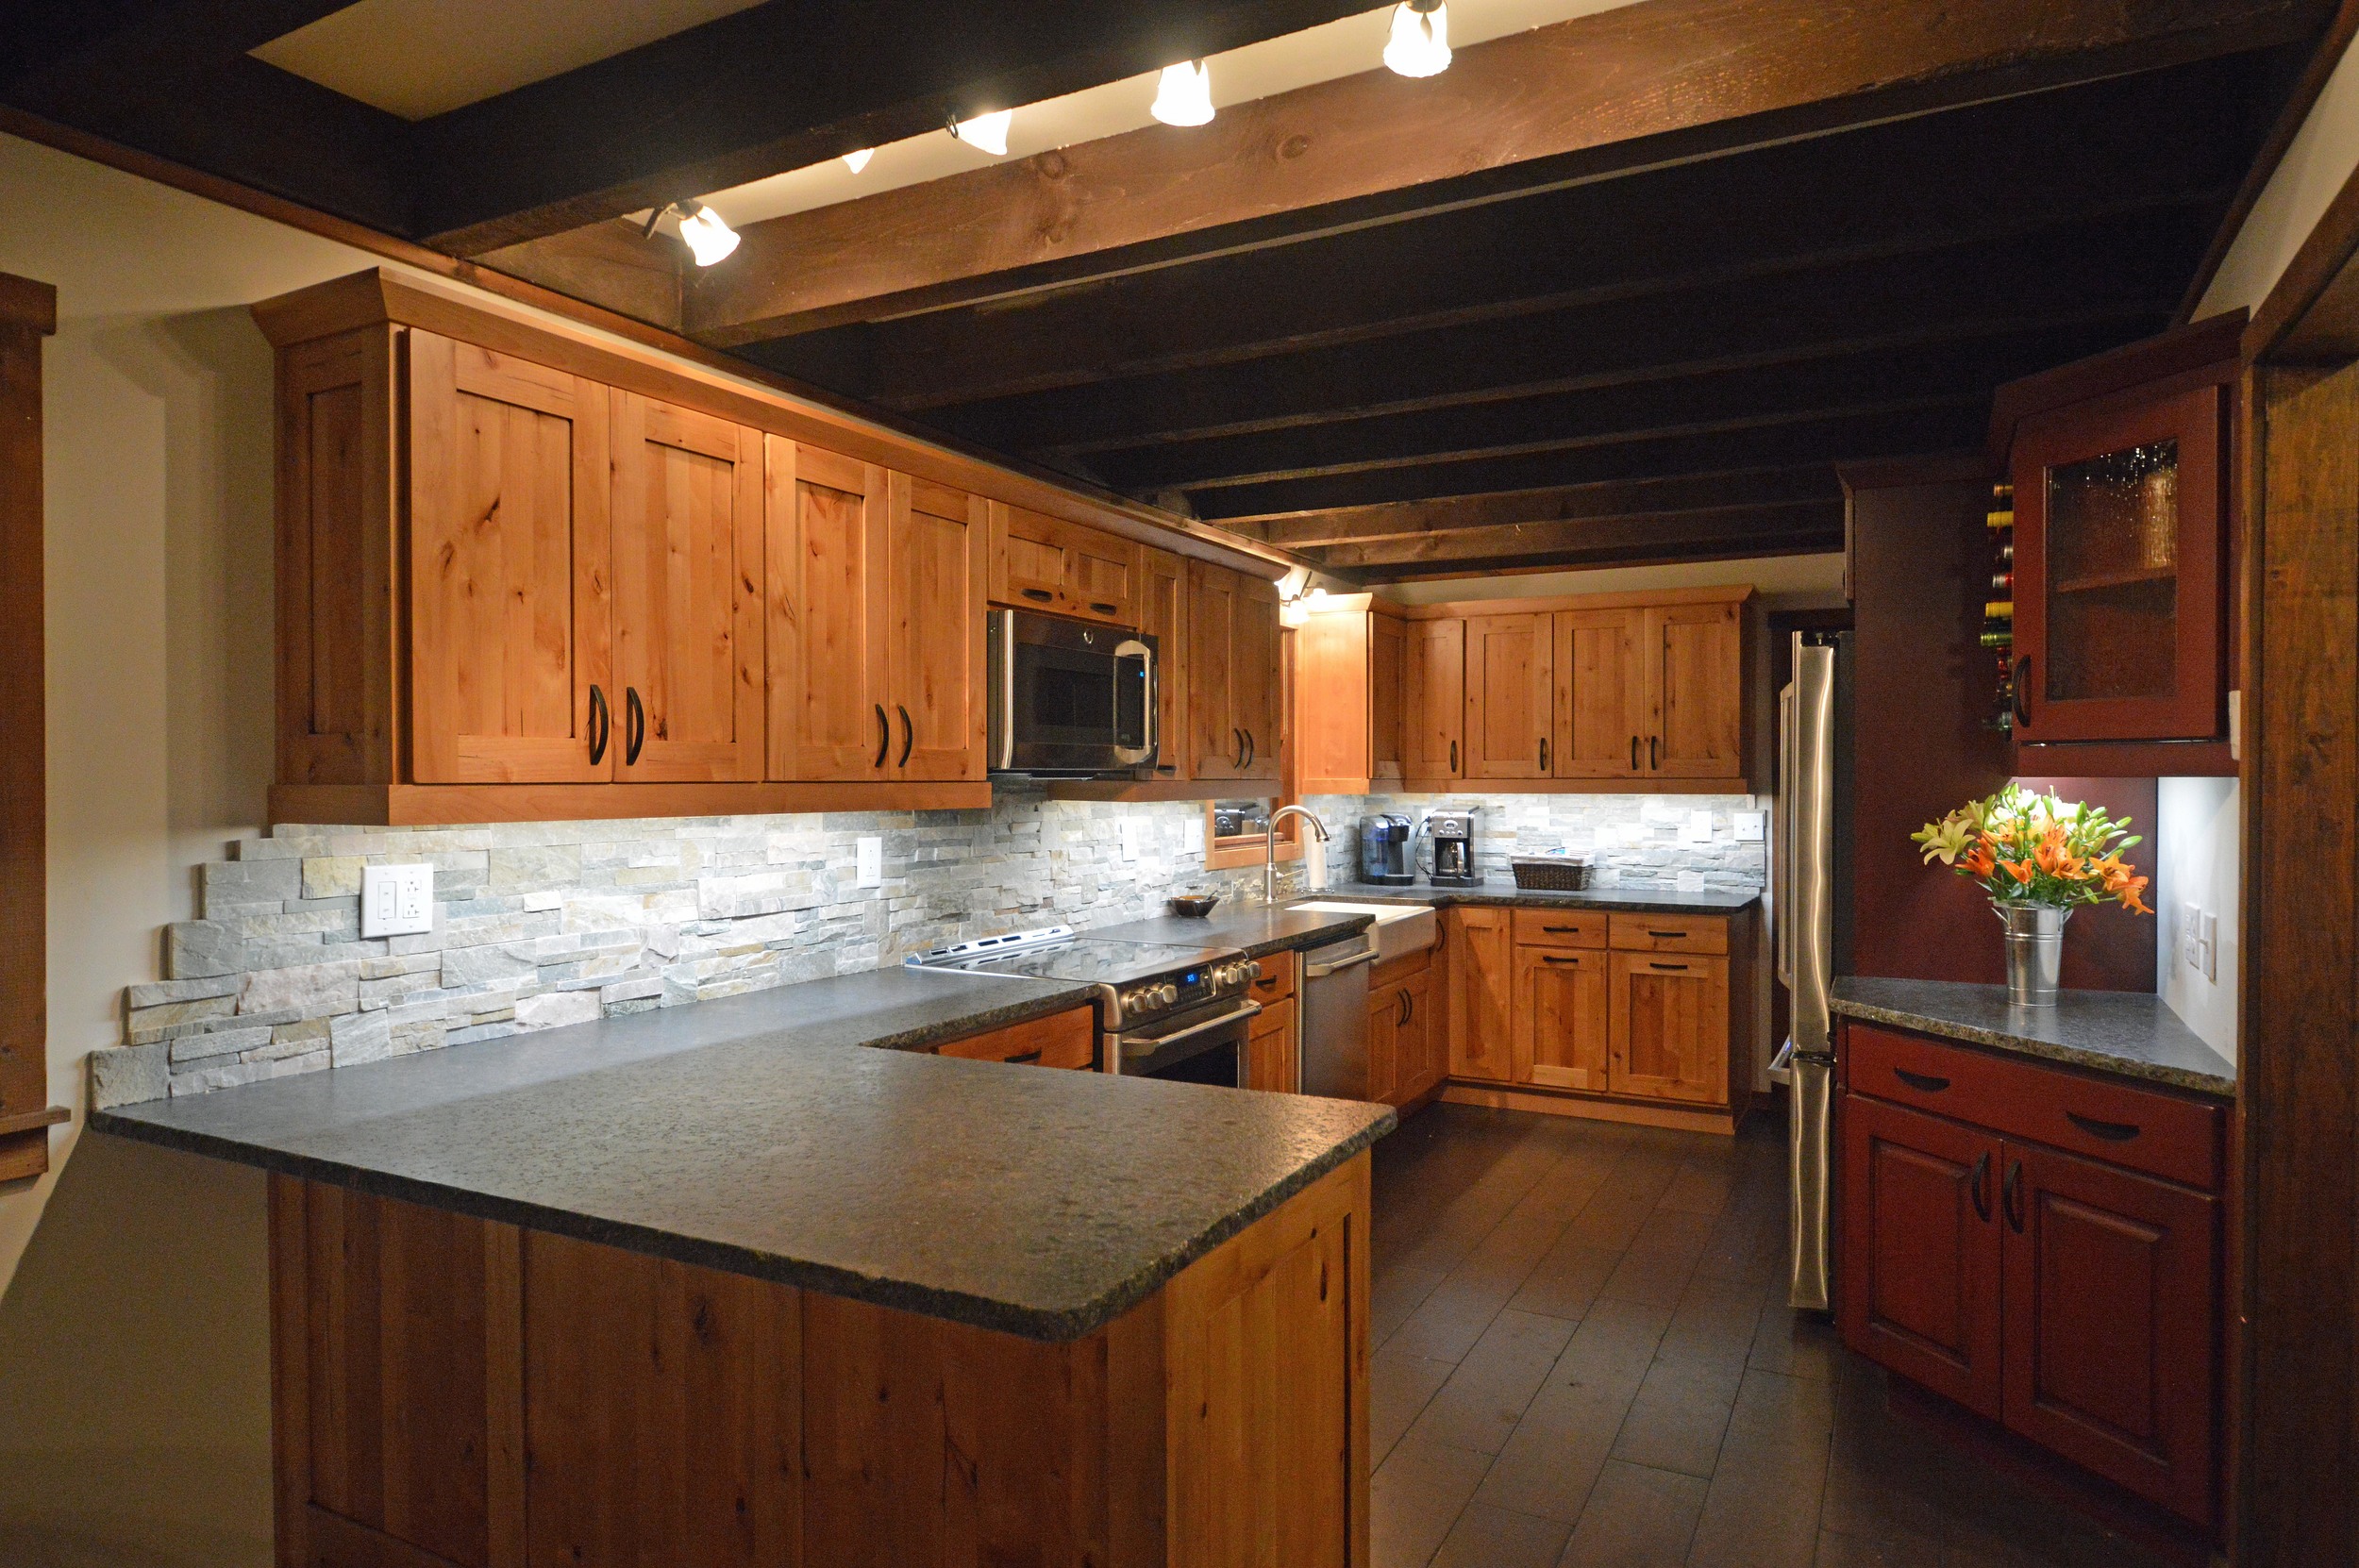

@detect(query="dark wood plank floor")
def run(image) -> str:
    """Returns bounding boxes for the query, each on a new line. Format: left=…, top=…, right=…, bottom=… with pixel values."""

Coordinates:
left=1368, top=1103, right=2179, bottom=1568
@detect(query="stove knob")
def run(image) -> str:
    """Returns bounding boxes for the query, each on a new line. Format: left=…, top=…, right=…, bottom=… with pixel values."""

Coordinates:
left=1119, top=988, right=1142, bottom=1017
left=1157, top=982, right=1179, bottom=1007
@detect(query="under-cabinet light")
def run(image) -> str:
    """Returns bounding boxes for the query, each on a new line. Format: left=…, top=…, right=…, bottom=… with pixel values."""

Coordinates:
left=1384, top=0, right=1451, bottom=77
left=949, top=108, right=1012, bottom=156
left=842, top=147, right=874, bottom=173
left=1151, top=60, right=1213, bottom=126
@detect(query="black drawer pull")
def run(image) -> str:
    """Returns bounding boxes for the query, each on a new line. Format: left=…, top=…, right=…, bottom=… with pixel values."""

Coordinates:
left=1892, top=1067, right=1950, bottom=1093
left=1645, top=929, right=1687, bottom=939
left=2065, top=1110, right=2142, bottom=1142
left=1542, top=925, right=1585, bottom=934
left=1647, top=961, right=1689, bottom=972
left=1007, top=1050, right=1043, bottom=1065
left=1090, top=601, right=1120, bottom=615
left=1021, top=587, right=1055, bottom=601
left=1541, top=955, right=1585, bottom=966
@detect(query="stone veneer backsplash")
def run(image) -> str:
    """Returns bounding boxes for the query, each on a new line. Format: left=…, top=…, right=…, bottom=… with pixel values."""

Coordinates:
left=91, top=789, right=1764, bottom=1109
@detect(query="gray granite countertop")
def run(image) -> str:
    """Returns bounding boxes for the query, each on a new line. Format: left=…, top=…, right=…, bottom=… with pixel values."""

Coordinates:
left=1092, top=906, right=1374, bottom=959
left=1832, top=976, right=2235, bottom=1098
left=93, top=965, right=1395, bottom=1342
left=1315, top=879, right=1760, bottom=915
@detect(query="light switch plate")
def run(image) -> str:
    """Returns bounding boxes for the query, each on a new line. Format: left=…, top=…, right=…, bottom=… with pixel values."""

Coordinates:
left=1182, top=816, right=1205, bottom=853
left=855, top=836, right=884, bottom=889
left=360, top=863, right=433, bottom=938
left=2200, top=911, right=2218, bottom=982
left=1733, top=810, right=1766, bottom=842
left=1120, top=818, right=1144, bottom=862
left=2181, top=903, right=2202, bottom=970
left=1682, top=810, right=1714, bottom=844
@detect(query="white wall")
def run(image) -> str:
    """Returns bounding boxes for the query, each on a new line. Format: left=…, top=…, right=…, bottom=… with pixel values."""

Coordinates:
left=2153, top=776, right=2240, bottom=1061
left=2198, top=34, right=2359, bottom=319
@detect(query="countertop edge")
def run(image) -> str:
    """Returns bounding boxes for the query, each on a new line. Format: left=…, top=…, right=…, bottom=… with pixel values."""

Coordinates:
left=92, top=1091, right=1398, bottom=1343
left=1829, top=996, right=2235, bottom=1099
left=1313, top=885, right=1761, bottom=915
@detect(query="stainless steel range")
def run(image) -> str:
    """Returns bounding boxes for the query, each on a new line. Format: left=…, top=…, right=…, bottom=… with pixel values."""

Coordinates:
left=907, top=926, right=1267, bottom=1085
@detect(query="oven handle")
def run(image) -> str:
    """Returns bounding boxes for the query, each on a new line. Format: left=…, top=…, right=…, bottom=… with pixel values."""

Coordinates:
left=1118, top=998, right=1263, bottom=1059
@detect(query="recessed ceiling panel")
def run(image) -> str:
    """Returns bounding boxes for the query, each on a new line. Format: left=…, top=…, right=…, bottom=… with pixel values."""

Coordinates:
left=253, top=0, right=768, bottom=120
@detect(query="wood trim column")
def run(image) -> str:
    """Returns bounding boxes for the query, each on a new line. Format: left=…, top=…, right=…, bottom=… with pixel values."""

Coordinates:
left=0, top=272, right=57, bottom=1183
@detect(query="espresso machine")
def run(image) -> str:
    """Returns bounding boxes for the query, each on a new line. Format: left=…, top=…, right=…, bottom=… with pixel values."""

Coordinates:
left=1359, top=814, right=1415, bottom=885
left=1428, top=808, right=1483, bottom=886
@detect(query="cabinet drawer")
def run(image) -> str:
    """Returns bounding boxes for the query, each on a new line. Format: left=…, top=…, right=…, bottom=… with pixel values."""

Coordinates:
left=1848, top=1025, right=2222, bottom=1191
left=936, top=1006, right=1096, bottom=1069
left=1369, top=949, right=1431, bottom=992
left=1608, top=914, right=1729, bottom=955
left=1248, top=951, right=1297, bottom=1008
left=1512, top=909, right=1607, bottom=949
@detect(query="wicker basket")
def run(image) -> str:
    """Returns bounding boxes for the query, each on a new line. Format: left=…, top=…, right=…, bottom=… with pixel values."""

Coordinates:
left=1511, top=857, right=1592, bottom=891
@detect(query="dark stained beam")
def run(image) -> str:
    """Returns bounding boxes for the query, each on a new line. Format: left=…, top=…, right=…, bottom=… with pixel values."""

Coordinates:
left=1185, top=398, right=1987, bottom=520
left=1221, top=467, right=1842, bottom=548
left=412, top=0, right=1379, bottom=254
left=0, top=1, right=350, bottom=113
left=1299, top=501, right=1848, bottom=580
left=751, top=59, right=2257, bottom=409
left=684, top=0, right=2326, bottom=344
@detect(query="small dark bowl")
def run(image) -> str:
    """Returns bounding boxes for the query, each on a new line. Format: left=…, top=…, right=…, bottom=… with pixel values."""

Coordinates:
left=1167, top=893, right=1222, bottom=918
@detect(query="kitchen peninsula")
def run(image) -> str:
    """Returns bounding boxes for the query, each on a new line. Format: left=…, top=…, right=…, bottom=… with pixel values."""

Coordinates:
left=92, top=966, right=1393, bottom=1568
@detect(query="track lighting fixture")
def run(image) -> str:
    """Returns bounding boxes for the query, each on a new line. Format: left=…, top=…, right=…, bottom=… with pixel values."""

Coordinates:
left=842, top=147, right=874, bottom=173
left=1151, top=60, right=1213, bottom=126
left=644, top=201, right=740, bottom=265
left=1384, top=0, right=1451, bottom=77
left=948, top=108, right=1012, bottom=156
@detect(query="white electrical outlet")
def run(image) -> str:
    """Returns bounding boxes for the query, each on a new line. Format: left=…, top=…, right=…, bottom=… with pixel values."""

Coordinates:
left=2181, top=902, right=2202, bottom=971
left=1120, top=818, right=1144, bottom=862
left=1182, top=816, right=1205, bottom=853
left=855, top=836, right=884, bottom=888
left=1732, top=810, right=1766, bottom=842
left=360, top=863, right=434, bottom=938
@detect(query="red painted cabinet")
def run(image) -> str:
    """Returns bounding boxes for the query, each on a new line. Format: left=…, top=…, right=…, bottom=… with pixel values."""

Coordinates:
left=1839, top=1025, right=2223, bottom=1528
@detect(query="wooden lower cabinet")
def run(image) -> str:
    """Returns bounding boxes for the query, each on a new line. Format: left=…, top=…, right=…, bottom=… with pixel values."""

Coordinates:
left=934, top=1005, right=1096, bottom=1068
left=1514, top=946, right=1610, bottom=1092
left=1248, top=995, right=1301, bottom=1093
left=1838, top=1024, right=2223, bottom=1529
left=269, top=1157, right=1372, bottom=1568
left=1364, top=953, right=1440, bottom=1109
left=1608, top=951, right=1730, bottom=1105
left=1446, top=909, right=1514, bottom=1083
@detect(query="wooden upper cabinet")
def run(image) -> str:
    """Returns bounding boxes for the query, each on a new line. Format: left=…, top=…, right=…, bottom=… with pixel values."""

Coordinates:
left=766, top=441, right=888, bottom=781
left=888, top=475, right=988, bottom=781
left=1644, top=602, right=1743, bottom=778
left=1554, top=609, right=1646, bottom=779
left=1295, top=600, right=1405, bottom=793
left=609, top=391, right=765, bottom=783
left=409, top=333, right=614, bottom=785
left=1188, top=561, right=1281, bottom=781
left=990, top=505, right=1142, bottom=626
left=1138, top=547, right=1188, bottom=776
left=1514, top=945, right=1610, bottom=1092
left=1404, top=617, right=1464, bottom=780
left=1464, top=612, right=1554, bottom=779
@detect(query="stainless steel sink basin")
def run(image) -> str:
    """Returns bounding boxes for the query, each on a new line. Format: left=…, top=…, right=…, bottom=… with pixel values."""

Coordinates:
left=1290, top=900, right=1438, bottom=964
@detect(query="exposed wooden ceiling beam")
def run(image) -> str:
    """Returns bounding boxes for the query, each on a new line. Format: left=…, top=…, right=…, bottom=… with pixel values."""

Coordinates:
left=412, top=0, right=1379, bottom=254
left=749, top=61, right=2253, bottom=408
left=1218, top=467, right=1842, bottom=547
left=1312, top=505, right=1850, bottom=584
left=0, top=1, right=349, bottom=114
left=684, top=0, right=2325, bottom=345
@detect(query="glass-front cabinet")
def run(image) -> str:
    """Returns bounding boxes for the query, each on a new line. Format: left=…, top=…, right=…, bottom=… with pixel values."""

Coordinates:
left=2012, top=383, right=2225, bottom=743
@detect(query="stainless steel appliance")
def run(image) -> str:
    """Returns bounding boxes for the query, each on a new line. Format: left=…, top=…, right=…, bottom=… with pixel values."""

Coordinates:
left=1775, top=631, right=1853, bottom=1312
left=1360, top=814, right=1415, bottom=885
left=1299, top=931, right=1377, bottom=1097
left=1428, top=809, right=1483, bottom=886
left=987, top=609, right=1157, bottom=778
left=907, top=926, right=1263, bottom=1085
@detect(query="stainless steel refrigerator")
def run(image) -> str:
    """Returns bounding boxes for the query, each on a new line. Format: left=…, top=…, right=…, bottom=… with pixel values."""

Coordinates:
left=1774, top=631, right=1851, bottom=1312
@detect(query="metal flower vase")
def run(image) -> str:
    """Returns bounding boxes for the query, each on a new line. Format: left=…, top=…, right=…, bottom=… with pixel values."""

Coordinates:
left=1996, top=902, right=2070, bottom=1008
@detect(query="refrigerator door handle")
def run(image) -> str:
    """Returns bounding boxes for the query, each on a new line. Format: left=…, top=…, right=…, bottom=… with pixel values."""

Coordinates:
left=1776, top=678, right=1797, bottom=990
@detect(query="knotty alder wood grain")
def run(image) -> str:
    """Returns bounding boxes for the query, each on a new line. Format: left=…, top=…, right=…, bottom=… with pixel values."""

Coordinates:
left=0, top=273, right=52, bottom=1181
left=685, top=0, right=2320, bottom=343
left=266, top=1156, right=1371, bottom=1568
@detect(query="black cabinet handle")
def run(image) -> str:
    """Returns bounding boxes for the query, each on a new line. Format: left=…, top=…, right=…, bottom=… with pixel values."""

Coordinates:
left=2002, top=1159, right=2025, bottom=1232
left=1397, top=990, right=1412, bottom=1026
left=1021, top=587, right=1054, bottom=602
left=1232, top=727, right=1245, bottom=769
left=1538, top=737, right=1549, bottom=771
left=588, top=685, right=610, bottom=766
left=1090, top=601, right=1120, bottom=615
left=1541, top=954, right=1584, bottom=966
left=1448, top=740, right=1458, bottom=773
left=2065, top=1110, right=2142, bottom=1142
left=625, top=687, right=646, bottom=766
left=1244, top=729, right=1256, bottom=770
left=874, top=704, right=890, bottom=768
left=2013, top=657, right=2032, bottom=729
left=1649, top=735, right=1659, bottom=769
left=1007, top=1050, right=1043, bottom=1065
left=1971, top=1151, right=1992, bottom=1223
left=1893, top=1067, right=1950, bottom=1093
left=897, top=705, right=914, bottom=767
left=1630, top=735, right=1639, bottom=770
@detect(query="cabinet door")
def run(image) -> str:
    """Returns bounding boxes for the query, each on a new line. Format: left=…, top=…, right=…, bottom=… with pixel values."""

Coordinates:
left=1404, top=618, right=1464, bottom=779
left=1232, top=574, right=1283, bottom=781
left=1643, top=602, right=1743, bottom=778
left=1513, top=946, right=1609, bottom=1092
left=1364, top=987, right=1397, bottom=1104
left=1464, top=612, right=1554, bottom=778
left=1391, top=969, right=1433, bottom=1105
left=1139, top=547, right=1188, bottom=775
left=1554, top=609, right=1646, bottom=778
left=886, top=475, right=987, bottom=781
left=1447, top=908, right=1514, bottom=1082
left=1246, top=997, right=1299, bottom=1093
left=610, top=391, right=764, bottom=782
left=1295, top=609, right=1371, bottom=791
left=1370, top=612, right=1406, bottom=786
left=1608, top=951, right=1729, bottom=1105
left=991, top=505, right=1140, bottom=625
left=2012, top=385, right=2224, bottom=743
left=2000, top=1141, right=2217, bottom=1525
left=1841, top=1094, right=2005, bottom=1419
left=765, top=441, right=888, bottom=781
left=1188, top=561, right=1243, bottom=779
left=408, top=334, right=612, bottom=784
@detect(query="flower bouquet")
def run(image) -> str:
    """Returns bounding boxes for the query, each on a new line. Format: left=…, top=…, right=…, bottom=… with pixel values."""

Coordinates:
left=1912, top=784, right=2150, bottom=1006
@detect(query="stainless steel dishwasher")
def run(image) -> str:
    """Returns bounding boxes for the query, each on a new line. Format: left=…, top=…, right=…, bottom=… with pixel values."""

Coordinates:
left=1299, top=930, right=1378, bottom=1097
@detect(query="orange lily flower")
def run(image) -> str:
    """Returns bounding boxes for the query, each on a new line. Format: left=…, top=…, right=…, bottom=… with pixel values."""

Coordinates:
left=2001, top=859, right=2036, bottom=886
left=2033, top=830, right=2081, bottom=877
left=1963, top=842, right=1996, bottom=878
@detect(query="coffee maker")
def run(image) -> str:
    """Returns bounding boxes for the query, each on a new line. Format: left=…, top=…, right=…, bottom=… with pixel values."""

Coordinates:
left=1429, top=808, right=1483, bottom=886
left=1359, top=814, right=1415, bottom=885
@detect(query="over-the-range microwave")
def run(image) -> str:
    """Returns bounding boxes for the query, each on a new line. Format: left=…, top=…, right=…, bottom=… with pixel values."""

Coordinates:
left=987, top=608, right=1158, bottom=778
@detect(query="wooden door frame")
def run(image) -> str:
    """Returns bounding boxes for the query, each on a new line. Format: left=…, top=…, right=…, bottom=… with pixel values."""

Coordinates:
left=2233, top=148, right=2359, bottom=1565
left=0, top=272, right=61, bottom=1181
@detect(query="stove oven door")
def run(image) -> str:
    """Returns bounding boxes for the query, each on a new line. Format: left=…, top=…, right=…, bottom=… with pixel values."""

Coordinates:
left=1113, top=996, right=1263, bottom=1086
